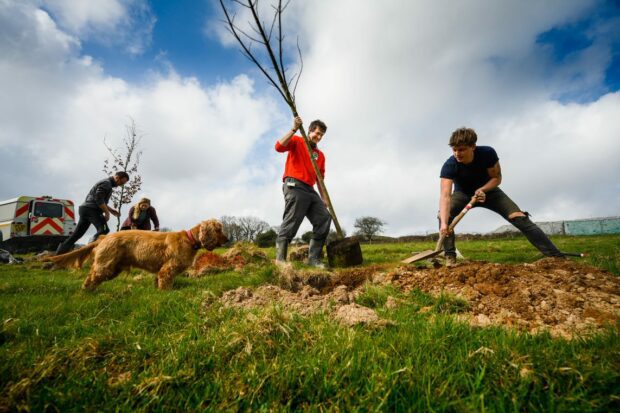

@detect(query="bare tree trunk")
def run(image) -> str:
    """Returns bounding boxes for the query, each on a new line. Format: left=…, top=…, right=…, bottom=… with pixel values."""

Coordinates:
left=102, top=118, right=144, bottom=231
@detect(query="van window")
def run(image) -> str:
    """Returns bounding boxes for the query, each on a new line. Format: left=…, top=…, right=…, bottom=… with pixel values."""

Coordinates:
left=33, top=202, right=63, bottom=218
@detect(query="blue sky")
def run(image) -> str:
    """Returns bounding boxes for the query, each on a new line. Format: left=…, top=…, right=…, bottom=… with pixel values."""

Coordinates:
left=536, top=0, right=620, bottom=102
left=56, top=0, right=620, bottom=102
left=70, top=0, right=255, bottom=84
left=1, top=0, right=619, bottom=238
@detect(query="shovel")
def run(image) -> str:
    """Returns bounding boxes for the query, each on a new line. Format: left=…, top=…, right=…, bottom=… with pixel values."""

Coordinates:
left=402, top=195, right=477, bottom=264
left=294, top=117, right=363, bottom=268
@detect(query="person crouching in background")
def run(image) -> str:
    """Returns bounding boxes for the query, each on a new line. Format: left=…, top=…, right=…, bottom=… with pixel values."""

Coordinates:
left=121, top=197, right=159, bottom=231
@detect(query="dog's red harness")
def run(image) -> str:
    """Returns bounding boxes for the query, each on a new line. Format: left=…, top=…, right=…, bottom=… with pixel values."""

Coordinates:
left=185, top=230, right=201, bottom=250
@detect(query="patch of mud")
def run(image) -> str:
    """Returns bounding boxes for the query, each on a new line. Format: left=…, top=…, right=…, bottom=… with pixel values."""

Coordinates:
left=188, top=242, right=268, bottom=277
left=387, top=258, right=620, bottom=338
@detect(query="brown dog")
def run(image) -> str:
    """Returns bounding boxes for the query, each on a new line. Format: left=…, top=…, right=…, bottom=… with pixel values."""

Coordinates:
left=45, top=219, right=228, bottom=290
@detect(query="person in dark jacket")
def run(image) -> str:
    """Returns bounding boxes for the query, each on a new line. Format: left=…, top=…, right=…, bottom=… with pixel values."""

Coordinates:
left=120, top=197, right=159, bottom=231
left=55, top=172, right=129, bottom=255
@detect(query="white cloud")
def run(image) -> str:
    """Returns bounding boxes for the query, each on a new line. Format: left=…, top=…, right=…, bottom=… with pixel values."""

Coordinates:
left=285, top=0, right=619, bottom=235
left=41, top=0, right=156, bottom=55
left=1, top=0, right=619, bottom=247
left=0, top=0, right=284, bottom=242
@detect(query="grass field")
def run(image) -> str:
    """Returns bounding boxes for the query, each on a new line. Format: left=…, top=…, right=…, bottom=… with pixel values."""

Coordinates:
left=1, top=235, right=619, bottom=412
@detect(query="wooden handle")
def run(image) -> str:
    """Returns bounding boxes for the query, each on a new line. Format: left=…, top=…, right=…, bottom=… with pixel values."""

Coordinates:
left=435, top=196, right=477, bottom=251
left=448, top=196, right=477, bottom=231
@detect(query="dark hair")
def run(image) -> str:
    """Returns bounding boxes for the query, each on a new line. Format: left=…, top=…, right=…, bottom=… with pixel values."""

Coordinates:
left=114, top=171, right=130, bottom=181
left=308, top=119, right=327, bottom=133
left=449, top=127, right=477, bottom=147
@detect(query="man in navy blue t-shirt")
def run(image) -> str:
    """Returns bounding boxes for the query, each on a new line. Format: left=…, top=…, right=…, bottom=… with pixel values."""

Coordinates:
left=439, top=127, right=564, bottom=265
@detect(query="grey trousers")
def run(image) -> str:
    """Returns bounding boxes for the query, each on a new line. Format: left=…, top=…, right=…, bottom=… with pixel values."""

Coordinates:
left=277, top=178, right=331, bottom=243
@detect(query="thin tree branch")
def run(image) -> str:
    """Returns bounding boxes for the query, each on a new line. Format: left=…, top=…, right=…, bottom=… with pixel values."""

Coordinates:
left=277, top=0, right=289, bottom=91
left=219, top=0, right=288, bottom=101
left=292, top=36, right=303, bottom=97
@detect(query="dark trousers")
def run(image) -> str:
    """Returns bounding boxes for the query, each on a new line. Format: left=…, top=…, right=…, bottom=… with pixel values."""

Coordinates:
left=442, top=188, right=562, bottom=257
left=277, top=178, right=331, bottom=243
left=56, top=206, right=109, bottom=254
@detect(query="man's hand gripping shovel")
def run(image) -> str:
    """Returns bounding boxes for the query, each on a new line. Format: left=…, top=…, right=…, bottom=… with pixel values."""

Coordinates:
left=402, top=195, right=478, bottom=264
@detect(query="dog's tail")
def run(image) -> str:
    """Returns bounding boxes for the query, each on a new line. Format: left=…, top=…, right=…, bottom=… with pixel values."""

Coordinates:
left=42, top=239, right=102, bottom=269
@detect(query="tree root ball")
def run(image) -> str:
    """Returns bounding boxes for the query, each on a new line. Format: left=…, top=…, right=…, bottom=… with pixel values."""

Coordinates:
left=327, top=238, right=363, bottom=267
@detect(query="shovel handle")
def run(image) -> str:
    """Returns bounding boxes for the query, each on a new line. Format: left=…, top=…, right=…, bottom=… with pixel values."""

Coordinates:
left=448, top=196, right=478, bottom=231
left=435, top=196, right=477, bottom=251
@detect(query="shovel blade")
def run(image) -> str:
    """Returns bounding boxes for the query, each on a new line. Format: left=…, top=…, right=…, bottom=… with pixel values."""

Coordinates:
left=401, top=248, right=444, bottom=264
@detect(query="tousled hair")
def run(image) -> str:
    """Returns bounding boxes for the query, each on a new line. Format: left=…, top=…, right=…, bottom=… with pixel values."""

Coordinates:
left=308, top=119, right=327, bottom=133
left=132, top=197, right=151, bottom=220
left=449, top=127, right=477, bottom=147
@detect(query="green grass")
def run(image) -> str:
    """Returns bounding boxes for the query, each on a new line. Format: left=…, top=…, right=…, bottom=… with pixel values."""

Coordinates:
left=1, top=235, right=619, bottom=411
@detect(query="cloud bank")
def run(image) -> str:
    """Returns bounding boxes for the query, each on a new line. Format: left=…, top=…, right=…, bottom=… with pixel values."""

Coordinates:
left=1, top=0, right=618, bottom=243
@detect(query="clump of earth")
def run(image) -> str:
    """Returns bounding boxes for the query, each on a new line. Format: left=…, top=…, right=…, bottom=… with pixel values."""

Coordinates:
left=209, top=257, right=619, bottom=338
left=216, top=263, right=390, bottom=327
left=387, top=258, right=619, bottom=338
left=188, top=242, right=268, bottom=277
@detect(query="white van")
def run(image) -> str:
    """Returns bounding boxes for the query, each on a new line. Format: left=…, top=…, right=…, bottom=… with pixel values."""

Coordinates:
left=0, top=196, right=77, bottom=253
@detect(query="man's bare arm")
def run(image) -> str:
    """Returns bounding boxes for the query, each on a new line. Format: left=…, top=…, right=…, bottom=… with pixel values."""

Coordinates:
left=475, top=161, right=502, bottom=202
left=439, top=178, right=453, bottom=235
left=278, top=116, right=303, bottom=146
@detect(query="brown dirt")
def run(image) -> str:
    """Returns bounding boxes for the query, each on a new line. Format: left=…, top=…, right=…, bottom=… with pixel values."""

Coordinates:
left=334, top=304, right=393, bottom=327
left=211, top=257, right=619, bottom=337
left=288, top=245, right=324, bottom=262
left=188, top=242, right=268, bottom=277
left=217, top=263, right=390, bottom=327
left=386, top=258, right=620, bottom=338
left=288, top=245, right=309, bottom=262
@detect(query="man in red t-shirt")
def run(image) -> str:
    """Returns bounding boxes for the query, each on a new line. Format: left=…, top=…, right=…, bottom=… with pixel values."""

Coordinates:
left=274, top=116, right=331, bottom=267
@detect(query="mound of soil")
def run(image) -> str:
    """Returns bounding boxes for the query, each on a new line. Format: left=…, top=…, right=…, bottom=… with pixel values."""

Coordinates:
left=386, top=258, right=620, bottom=338
left=220, top=284, right=353, bottom=315
left=188, top=252, right=231, bottom=277
left=334, top=304, right=393, bottom=327
left=287, top=245, right=324, bottom=262
left=222, top=242, right=268, bottom=265
left=275, top=262, right=384, bottom=292
left=218, top=264, right=390, bottom=327
left=188, top=242, right=268, bottom=277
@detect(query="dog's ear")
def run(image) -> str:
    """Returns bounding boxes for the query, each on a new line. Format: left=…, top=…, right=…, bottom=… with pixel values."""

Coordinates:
left=198, top=221, right=210, bottom=247
left=214, top=221, right=228, bottom=244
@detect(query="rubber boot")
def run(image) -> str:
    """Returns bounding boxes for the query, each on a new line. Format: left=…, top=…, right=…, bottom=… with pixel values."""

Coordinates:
left=307, top=239, right=326, bottom=268
left=510, top=215, right=564, bottom=257
left=275, top=239, right=288, bottom=263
